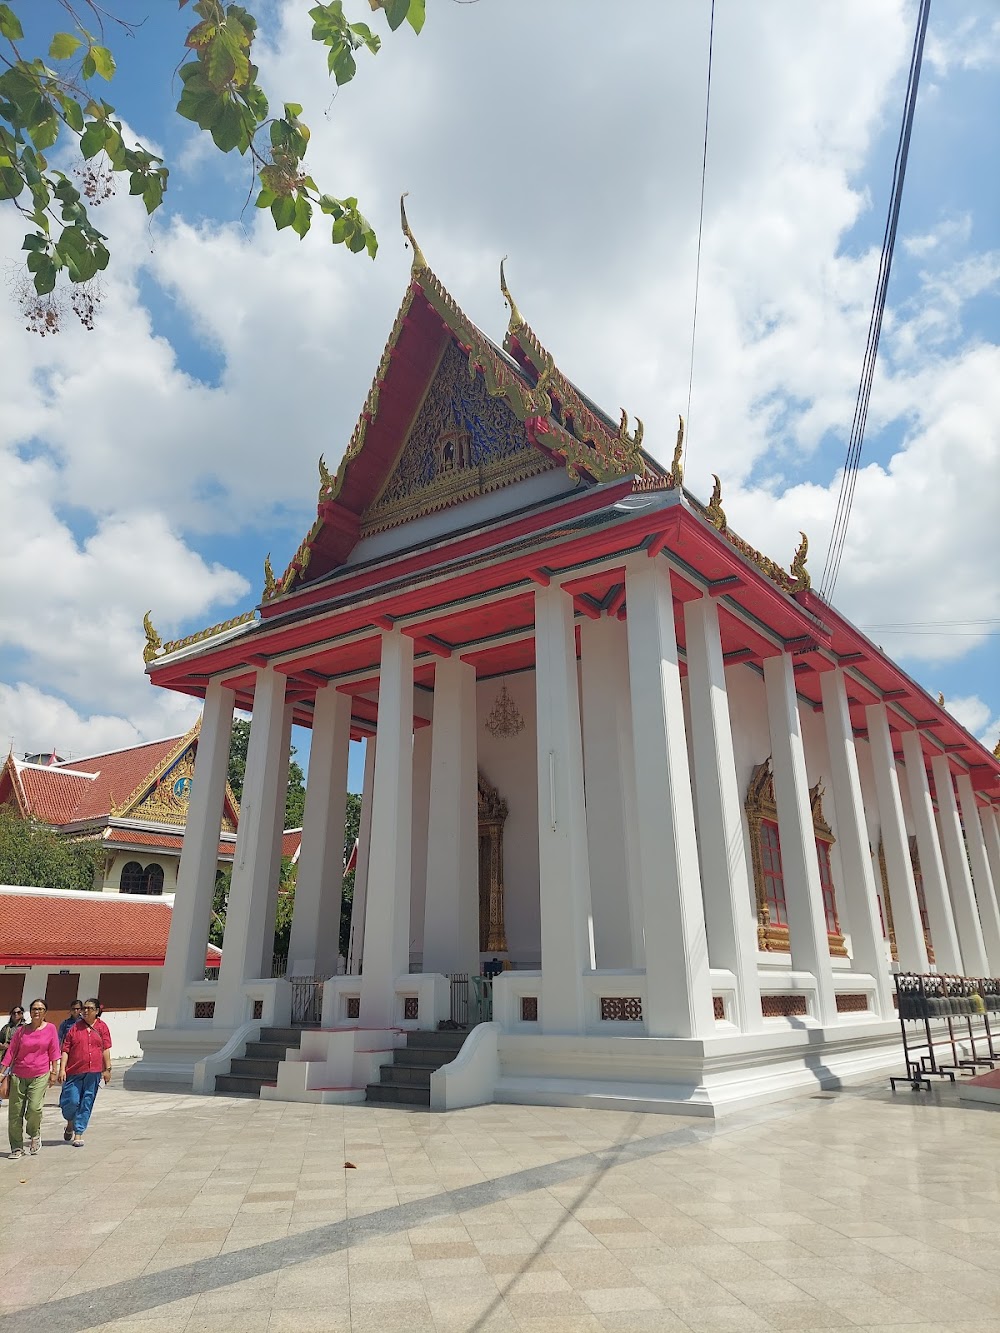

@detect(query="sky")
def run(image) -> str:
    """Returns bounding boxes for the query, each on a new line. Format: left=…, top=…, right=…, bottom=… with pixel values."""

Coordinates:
left=1, top=0, right=998, bottom=796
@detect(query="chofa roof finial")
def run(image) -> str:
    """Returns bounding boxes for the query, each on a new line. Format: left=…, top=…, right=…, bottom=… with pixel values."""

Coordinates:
left=399, top=193, right=428, bottom=275
left=707, top=474, right=727, bottom=530
left=671, top=415, right=684, bottom=485
left=790, top=531, right=811, bottom=591
left=499, top=256, right=526, bottom=335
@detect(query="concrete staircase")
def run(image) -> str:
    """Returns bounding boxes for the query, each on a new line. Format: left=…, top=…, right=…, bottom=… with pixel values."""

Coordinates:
left=214, top=1026, right=312, bottom=1097
left=365, top=1028, right=468, bottom=1107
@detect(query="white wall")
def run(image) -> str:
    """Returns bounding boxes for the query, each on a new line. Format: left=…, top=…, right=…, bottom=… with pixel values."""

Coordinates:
left=476, top=670, right=540, bottom=966
left=102, top=850, right=179, bottom=895
left=1, top=965, right=162, bottom=1059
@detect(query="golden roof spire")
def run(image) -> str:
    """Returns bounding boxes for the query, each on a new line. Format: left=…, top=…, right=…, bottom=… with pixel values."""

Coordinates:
left=707, top=474, right=727, bottom=530
left=671, top=415, right=684, bottom=485
left=400, top=193, right=428, bottom=276
left=499, top=256, right=526, bottom=337
left=142, top=611, right=162, bottom=665
left=790, top=531, right=811, bottom=591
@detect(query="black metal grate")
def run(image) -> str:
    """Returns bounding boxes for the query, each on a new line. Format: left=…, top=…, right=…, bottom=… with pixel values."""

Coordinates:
left=289, top=977, right=323, bottom=1026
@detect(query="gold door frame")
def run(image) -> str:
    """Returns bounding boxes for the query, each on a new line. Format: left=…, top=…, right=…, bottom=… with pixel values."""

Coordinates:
left=745, top=758, right=847, bottom=957
left=478, top=771, right=508, bottom=953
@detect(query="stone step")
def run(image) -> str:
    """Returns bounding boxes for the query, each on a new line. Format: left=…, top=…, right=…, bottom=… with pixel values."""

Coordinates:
left=244, top=1041, right=291, bottom=1061
left=364, top=1080, right=431, bottom=1107
left=215, top=1074, right=268, bottom=1097
left=396, top=1044, right=461, bottom=1067
left=378, top=1061, right=431, bottom=1088
left=406, top=1030, right=468, bottom=1050
left=230, top=1057, right=280, bottom=1079
left=258, top=1027, right=305, bottom=1046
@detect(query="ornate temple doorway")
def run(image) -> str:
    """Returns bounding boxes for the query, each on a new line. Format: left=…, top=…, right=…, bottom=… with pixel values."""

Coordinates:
left=477, top=772, right=508, bottom=953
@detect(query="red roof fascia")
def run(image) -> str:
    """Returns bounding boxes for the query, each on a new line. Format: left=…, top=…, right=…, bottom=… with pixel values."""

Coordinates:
left=263, top=478, right=634, bottom=623
left=798, top=589, right=1000, bottom=788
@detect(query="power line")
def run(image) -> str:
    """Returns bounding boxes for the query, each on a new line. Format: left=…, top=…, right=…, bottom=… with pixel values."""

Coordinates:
left=819, top=0, right=932, bottom=602
left=683, top=0, right=716, bottom=471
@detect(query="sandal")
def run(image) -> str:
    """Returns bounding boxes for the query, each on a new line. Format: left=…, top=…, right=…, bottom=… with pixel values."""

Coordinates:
left=9, top=1148, right=24, bottom=1160
left=29, top=1136, right=40, bottom=1155
left=72, top=1135, right=84, bottom=1148
left=63, top=1123, right=73, bottom=1142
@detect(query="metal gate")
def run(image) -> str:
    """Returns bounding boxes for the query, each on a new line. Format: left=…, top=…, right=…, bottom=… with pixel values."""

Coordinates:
left=289, top=977, right=324, bottom=1026
left=449, top=973, right=469, bottom=1026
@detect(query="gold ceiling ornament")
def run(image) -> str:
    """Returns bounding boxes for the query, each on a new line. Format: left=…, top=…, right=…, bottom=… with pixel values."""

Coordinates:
left=670, top=415, right=684, bottom=486
left=789, top=531, right=811, bottom=592
left=707, top=474, right=727, bottom=530
left=318, top=452, right=335, bottom=499
left=618, top=408, right=644, bottom=451
left=262, top=553, right=277, bottom=601
left=142, top=611, right=162, bottom=664
left=484, top=680, right=525, bottom=740
left=400, top=192, right=429, bottom=276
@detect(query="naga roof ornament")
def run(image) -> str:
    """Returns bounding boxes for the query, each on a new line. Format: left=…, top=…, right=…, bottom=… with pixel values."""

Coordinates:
left=142, top=611, right=162, bottom=664
left=670, top=416, right=684, bottom=487
left=400, top=192, right=429, bottom=276
left=262, top=553, right=277, bottom=601
left=789, top=531, right=811, bottom=592
left=707, top=474, right=727, bottom=530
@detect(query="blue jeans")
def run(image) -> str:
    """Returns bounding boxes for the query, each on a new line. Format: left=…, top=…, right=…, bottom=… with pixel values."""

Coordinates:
left=60, top=1072, right=102, bottom=1133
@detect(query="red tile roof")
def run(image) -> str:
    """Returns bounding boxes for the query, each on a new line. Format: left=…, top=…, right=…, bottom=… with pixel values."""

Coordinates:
left=8, top=735, right=185, bottom=826
left=0, top=890, right=219, bottom=968
left=282, top=830, right=302, bottom=861
left=104, top=828, right=236, bottom=860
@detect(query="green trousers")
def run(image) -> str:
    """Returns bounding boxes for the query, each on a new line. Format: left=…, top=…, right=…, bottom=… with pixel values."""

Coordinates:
left=8, top=1074, right=48, bottom=1150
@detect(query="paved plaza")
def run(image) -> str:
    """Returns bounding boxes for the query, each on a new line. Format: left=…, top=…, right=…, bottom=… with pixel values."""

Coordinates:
left=1, top=1071, right=999, bottom=1333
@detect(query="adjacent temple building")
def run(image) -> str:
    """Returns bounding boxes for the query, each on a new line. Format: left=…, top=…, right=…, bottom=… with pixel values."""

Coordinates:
left=130, top=205, right=1000, bottom=1113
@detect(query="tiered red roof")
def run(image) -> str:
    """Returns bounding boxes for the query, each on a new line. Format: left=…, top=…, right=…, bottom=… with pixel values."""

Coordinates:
left=0, top=890, right=220, bottom=968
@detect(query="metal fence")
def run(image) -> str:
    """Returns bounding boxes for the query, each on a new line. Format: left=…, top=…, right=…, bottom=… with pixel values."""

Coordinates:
left=449, top=973, right=469, bottom=1026
left=290, top=977, right=324, bottom=1026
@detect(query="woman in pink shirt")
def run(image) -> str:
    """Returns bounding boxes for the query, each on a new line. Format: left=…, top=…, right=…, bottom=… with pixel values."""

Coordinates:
left=0, top=998, right=60, bottom=1159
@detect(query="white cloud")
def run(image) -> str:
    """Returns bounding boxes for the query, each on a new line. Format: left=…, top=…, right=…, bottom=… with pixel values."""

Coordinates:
left=946, top=695, right=1000, bottom=749
left=0, top=0, right=996, bottom=755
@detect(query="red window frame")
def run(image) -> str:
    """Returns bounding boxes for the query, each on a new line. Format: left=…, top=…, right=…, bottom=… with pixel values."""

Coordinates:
left=760, top=819, right=788, bottom=927
left=913, top=864, right=931, bottom=935
left=815, top=838, right=840, bottom=935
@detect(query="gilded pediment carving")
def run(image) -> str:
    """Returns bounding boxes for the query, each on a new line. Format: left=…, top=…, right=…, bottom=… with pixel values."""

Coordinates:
left=360, top=340, right=553, bottom=538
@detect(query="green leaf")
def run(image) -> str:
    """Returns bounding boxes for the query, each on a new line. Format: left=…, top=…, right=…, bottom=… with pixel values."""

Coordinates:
left=0, top=165, right=24, bottom=200
left=90, top=46, right=116, bottom=81
left=0, top=4, right=23, bottom=40
left=270, top=193, right=295, bottom=230
left=384, top=0, right=410, bottom=32
left=291, top=193, right=312, bottom=239
left=331, top=47, right=356, bottom=85
left=406, top=0, right=425, bottom=35
left=59, top=95, right=85, bottom=133
left=141, top=172, right=165, bottom=214
left=49, top=32, right=82, bottom=60
left=31, top=256, right=58, bottom=295
left=81, top=52, right=95, bottom=80
left=211, top=101, right=248, bottom=153
left=21, top=232, right=46, bottom=251
left=206, top=37, right=238, bottom=89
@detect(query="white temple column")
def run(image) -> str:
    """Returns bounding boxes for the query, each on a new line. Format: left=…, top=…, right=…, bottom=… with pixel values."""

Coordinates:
left=684, top=596, right=763, bottom=1031
left=866, top=703, right=928, bottom=973
left=157, top=679, right=234, bottom=1028
left=932, top=754, right=988, bottom=977
left=819, top=670, right=895, bottom=1018
left=215, top=667, right=291, bottom=1026
left=764, top=655, right=837, bottom=1025
left=625, top=557, right=714, bottom=1039
left=956, top=772, right=1000, bottom=974
left=288, top=684, right=351, bottom=978
left=983, top=807, right=1000, bottom=923
left=580, top=614, right=641, bottom=969
left=423, top=657, right=479, bottom=978
left=535, top=582, right=595, bottom=1034
left=901, top=729, right=962, bottom=973
left=359, top=630, right=414, bottom=1028
left=346, top=737, right=376, bottom=975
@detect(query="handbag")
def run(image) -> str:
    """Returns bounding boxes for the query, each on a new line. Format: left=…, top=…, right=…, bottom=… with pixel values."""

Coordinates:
left=0, top=1025, right=20, bottom=1098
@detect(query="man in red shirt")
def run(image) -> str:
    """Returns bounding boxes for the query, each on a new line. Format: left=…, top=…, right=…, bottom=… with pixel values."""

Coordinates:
left=58, top=998, right=112, bottom=1147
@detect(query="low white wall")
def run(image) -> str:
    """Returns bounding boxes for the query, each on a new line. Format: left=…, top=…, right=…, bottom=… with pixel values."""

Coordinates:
left=2, top=965, right=163, bottom=1059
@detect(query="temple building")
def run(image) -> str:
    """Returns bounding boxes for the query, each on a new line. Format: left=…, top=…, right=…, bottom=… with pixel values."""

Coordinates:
left=0, top=723, right=241, bottom=894
left=130, top=208, right=1000, bottom=1113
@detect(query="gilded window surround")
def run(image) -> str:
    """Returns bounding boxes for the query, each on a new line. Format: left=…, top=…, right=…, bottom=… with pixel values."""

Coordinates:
left=745, top=758, right=848, bottom=957
left=478, top=770, right=508, bottom=953
left=875, top=835, right=933, bottom=965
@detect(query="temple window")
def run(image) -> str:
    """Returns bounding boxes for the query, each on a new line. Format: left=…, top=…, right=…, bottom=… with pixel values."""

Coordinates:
left=141, top=863, right=165, bottom=896
left=745, top=759, right=847, bottom=956
left=760, top=820, right=788, bottom=927
left=875, top=835, right=933, bottom=964
left=120, top=860, right=143, bottom=894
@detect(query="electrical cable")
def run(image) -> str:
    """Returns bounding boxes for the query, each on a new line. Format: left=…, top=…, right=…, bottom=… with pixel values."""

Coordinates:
left=819, top=0, right=931, bottom=602
left=683, top=0, right=716, bottom=471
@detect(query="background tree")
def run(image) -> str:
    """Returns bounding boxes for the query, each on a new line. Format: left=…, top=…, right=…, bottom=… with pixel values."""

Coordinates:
left=0, top=805, right=102, bottom=891
left=0, top=0, right=425, bottom=331
left=339, top=789, right=361, bottom=959
left=227, top=716, right=305, bottom=829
